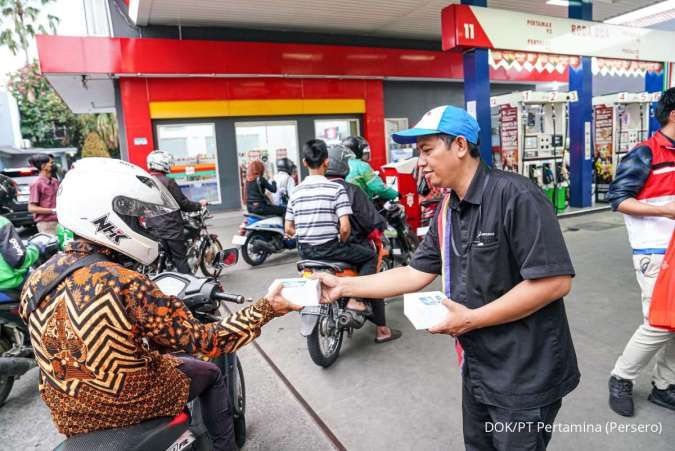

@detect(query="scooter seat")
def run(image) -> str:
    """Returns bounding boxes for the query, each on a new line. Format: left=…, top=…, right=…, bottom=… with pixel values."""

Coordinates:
left=297, top=259, right=356, bottom=273
left=53, top=413, right=190, bottom=451
left=244, top=213, right=274, bottom=220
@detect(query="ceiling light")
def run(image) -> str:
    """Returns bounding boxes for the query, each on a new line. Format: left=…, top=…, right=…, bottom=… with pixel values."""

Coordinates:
left=604, top=0, right=675, bottom=26
left=546, top=0, right=570, bottom=6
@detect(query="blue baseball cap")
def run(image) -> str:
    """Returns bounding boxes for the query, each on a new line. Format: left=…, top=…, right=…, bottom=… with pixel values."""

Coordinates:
left=392, top=105, right=480, bottom=145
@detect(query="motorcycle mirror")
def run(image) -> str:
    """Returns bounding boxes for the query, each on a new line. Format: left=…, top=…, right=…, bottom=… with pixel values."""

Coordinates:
left=213, top=248, right=239, bottom=274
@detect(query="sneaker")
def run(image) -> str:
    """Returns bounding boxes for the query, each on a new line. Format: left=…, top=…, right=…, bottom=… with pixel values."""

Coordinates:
left=648, top=383, right=675, bottom=412
left=609, top=376, right=634, bottom=417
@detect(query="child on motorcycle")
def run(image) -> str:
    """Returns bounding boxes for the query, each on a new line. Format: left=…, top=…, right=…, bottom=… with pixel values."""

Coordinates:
left=285, top=139, right=376, bottom=321
left=325, top=144, right=402, bottom=343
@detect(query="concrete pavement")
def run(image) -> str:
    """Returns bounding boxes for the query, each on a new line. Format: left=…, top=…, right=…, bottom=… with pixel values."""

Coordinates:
left=0, top=210, right=673, bottom=450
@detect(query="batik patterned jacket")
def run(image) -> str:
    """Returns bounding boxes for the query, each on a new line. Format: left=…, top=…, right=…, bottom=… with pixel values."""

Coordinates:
left=19, top=240, right=275, bottom=436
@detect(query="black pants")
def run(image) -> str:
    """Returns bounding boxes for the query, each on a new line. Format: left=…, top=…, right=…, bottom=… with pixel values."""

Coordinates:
left=462, top=381, right=562, bottom=451
left=178, top=356, right=237, bottom=451
left=162, top=239, right=192, bottom=274
left=247, top=202, right=286, bottom=217
left=352, top=241, right=386, bottom=327
left=299, top=239, right=386, bottom=326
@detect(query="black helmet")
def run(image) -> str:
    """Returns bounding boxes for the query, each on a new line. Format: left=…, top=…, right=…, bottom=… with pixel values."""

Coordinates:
left=413, top=165, right=431, bottom=196
left=341, top=136, right=369, bottom=160
left=326, top=145, right=353, bottom=178
left=276, top=157, right=295, bottom=174
left=0, top=174, right=17, bottom=206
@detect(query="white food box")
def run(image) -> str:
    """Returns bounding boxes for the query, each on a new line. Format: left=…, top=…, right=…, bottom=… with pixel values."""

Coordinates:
left=273, top=278, right=321, bottom=307
left=403, top=291, right=449, bottom=330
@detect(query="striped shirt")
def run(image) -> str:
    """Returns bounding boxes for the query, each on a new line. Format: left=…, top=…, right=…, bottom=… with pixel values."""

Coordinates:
left=286, top=175, right=352, bottom=245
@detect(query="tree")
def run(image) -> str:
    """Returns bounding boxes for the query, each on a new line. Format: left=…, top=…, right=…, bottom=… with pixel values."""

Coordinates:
left=0, top=0, right=59, bottom=65
left=81, top=132, right=110, bottom=158
left=7, top=62, right=120, bottom=156
left=6, top=61, right=80, bottom=148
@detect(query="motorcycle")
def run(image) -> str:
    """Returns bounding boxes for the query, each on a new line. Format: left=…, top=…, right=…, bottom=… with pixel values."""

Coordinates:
left=413, top=165, right=442, bottom=238
left=184, top=208, right=224, bottom=277
left=54, top=248, right=249, bottom=451
left=0, top=233, right=59, bottom=407
left=138, top=208, right=224, bottom=277
left=232, top=213, right=296, bottom=266
left=374, top=198, right=419, bottom=268
left=298, top=237, right=387, bottom=368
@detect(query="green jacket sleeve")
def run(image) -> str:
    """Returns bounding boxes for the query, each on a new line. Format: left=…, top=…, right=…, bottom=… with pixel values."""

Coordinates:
left=346, top=160, right=399, bottom=201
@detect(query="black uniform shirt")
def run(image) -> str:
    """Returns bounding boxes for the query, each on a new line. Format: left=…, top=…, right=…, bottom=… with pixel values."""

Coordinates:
left=411, top=162, right=579, bottom=409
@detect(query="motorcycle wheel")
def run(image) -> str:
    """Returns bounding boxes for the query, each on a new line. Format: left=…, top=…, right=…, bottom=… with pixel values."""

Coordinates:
left=0, top=336, right=15, bottom=407
left=186, top=243, right=200, bottom=275
left=199, top=238, right=223, bottom=277
left=241, top=233, right=270, bottom=266
left=232, top=357, right=246, bottom=448
left=307, top=305, right=343, bottom=368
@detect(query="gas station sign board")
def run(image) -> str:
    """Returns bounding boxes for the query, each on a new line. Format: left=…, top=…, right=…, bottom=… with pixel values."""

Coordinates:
left=442, top=4, right=674, bottom=62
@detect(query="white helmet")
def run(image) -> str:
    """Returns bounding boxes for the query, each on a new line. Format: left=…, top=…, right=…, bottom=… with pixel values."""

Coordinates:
left=146, top=150, right=174, bottom=173
left=56, top=158, right=179, bottom=265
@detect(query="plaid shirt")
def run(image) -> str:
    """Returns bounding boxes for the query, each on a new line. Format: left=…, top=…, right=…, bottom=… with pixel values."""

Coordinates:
left=20, top=240, right=275, bottom=436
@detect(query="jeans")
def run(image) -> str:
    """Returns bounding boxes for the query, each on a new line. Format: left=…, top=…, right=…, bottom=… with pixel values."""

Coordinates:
left=611, top=253, right=675, bottom=389
left=178, top=356, right=237, bottom=451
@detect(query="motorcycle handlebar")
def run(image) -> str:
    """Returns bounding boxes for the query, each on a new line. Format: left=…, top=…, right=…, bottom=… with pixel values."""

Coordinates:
left=213, top=292, right=246, bottom=304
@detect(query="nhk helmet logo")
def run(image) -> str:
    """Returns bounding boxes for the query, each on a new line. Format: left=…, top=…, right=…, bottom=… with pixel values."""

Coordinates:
left=92, top=214, right=129, bottom=244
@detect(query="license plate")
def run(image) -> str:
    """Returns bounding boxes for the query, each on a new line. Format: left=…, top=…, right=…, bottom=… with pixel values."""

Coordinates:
left=392, top=248, right=402, bottom=255
left=417, top=226, right=429, bottom=237
left=231, top=235, right=247, bottom=245
left=384, top=229, right=398, bottom=238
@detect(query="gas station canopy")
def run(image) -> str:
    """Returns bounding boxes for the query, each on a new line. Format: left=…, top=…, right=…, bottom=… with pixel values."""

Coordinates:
left=128, top=0, right=662, bottom=38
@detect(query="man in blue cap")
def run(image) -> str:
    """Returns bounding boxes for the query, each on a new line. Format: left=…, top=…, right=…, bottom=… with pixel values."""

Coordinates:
left=315, top=105, right=579, bottom=450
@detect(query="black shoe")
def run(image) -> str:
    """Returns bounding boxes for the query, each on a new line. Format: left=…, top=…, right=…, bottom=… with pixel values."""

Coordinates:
left=648, top=383, right=675, bottom=412
left=609, top=376, right=634, bottom=417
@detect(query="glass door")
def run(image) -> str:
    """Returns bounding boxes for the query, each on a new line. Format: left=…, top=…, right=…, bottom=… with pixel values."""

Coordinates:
left=234, top=121, right=299, bottom=207
left=156, top=123, right=221, bottom=204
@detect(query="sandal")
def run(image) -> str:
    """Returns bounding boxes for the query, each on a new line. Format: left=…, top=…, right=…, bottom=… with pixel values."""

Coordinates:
left=374, top=328, right=402, bottom=344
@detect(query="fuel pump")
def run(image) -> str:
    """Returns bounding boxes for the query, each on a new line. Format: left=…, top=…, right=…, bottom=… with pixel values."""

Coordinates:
left=490, top=90, right=577, bottom=213
left=591, top=92, right=659, bottom=202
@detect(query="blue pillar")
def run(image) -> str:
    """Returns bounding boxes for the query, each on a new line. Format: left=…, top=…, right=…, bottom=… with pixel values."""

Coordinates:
left=462, top=0, right=492, bottom=166
left=645, top=68, right=665, bottom=137
left=568, top=1, right=593, bottom=208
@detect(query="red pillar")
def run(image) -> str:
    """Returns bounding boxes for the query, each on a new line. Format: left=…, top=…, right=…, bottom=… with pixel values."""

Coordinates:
left=363, top=80, right=386, bottom=170
left=119, top=78, right=155, bottom=169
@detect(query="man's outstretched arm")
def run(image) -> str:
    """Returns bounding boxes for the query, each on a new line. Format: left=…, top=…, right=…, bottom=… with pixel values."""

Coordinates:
left=315, top=265, right=436, bottom=302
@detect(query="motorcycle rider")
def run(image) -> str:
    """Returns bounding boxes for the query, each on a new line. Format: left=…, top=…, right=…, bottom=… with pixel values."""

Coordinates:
left=246, top=160, right=285, bottom=217
left=325, top=145, right=402, bottom=343
left=19, top=158, right=300, bottom=450
left=145, top=149, right=208, bottom=274
left=0, top=174, right=39, bottom=290
left=343, top=136, right=399, bottom=201
left=285, top=139, right=375, bottom=320
left=271, top=157, right=296, bottom=207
